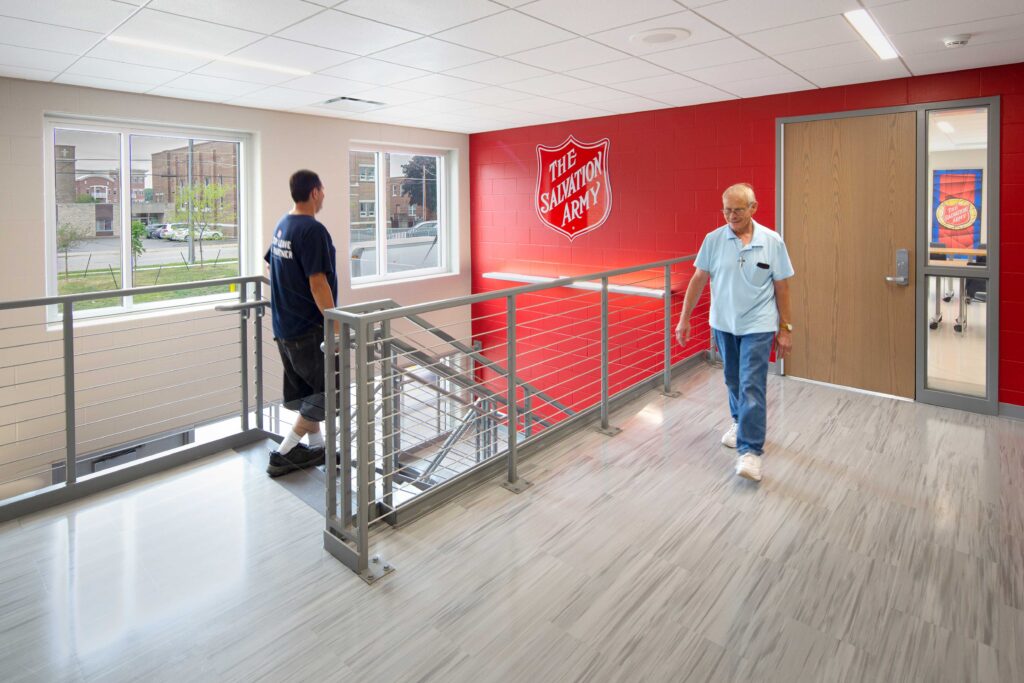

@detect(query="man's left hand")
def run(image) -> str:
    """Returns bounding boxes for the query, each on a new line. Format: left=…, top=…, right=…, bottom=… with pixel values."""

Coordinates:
left=775, top=330, right=792, bottom=360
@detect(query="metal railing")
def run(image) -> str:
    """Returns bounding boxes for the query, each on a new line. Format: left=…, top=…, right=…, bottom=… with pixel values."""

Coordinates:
left=323, top=254, right=708, bottom=583
left=0, top=275, right=273, bottom=519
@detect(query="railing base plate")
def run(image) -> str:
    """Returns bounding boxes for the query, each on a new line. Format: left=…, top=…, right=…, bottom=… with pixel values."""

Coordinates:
left=661, top=390, right=681, bottom=398
left=597, top=426, right=622, bottom=437
left=361, top=555, right=396, bottom=584
left=501, top=478, right=533, bottom=494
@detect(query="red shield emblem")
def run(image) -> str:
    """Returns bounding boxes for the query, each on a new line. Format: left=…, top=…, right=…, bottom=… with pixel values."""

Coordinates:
left=535, top=135, right=612, bottom=241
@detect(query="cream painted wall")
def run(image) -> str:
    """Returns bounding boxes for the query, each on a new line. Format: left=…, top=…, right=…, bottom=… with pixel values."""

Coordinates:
left=0, top=76, right=473, bottom=500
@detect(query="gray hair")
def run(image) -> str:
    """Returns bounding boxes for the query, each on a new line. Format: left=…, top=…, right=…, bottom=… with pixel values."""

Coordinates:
left=722, top=183, right=756, bottom=205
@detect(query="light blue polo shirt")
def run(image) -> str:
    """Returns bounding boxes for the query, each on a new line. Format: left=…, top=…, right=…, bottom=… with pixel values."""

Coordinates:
left=694, top=220, right=795, bottom=336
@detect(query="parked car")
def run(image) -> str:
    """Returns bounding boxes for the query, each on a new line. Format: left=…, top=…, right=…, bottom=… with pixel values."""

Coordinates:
left=156, top=223, right=183, bottom=239
left=406, top=220, right=437, bottom=237
left=145, top=223, right=166, bottom=239
left=163, top=223, right=223, bottom=241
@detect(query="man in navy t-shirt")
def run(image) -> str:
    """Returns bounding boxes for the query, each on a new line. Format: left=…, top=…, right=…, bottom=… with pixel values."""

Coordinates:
left=263, top=169, right=337, bottom=477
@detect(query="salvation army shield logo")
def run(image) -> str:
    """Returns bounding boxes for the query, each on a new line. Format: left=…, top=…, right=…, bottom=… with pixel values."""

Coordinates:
left=535, top=135, right=611, bottom=241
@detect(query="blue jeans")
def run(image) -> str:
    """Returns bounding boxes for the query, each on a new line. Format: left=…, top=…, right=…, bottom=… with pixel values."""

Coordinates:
left=713, top=329, right=774, bottom=456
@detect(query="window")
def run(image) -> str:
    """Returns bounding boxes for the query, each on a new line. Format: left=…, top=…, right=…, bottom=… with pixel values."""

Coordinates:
left=47, top=118, right=247, bottom=315
left=359, top=164, right=374, bottom=181
left=349, top=148, right=450, bottom=283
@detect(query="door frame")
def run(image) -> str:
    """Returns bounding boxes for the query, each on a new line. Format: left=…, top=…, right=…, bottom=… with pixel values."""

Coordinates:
left=776, top=96, right=1001, bottom=416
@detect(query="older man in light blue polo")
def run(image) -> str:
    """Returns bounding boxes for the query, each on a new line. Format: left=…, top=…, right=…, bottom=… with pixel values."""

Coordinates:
left=676, top=184, right=794, bottom=482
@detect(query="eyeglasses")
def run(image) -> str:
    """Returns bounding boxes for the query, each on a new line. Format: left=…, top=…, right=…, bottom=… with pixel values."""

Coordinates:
left=722, top=206, right=750, bottom=215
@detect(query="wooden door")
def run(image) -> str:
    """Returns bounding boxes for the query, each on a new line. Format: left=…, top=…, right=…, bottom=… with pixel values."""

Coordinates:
left=783, top=112, right=917, bottom=398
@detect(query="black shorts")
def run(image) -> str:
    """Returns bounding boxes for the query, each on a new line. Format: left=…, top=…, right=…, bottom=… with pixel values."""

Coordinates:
left=276, top=326, right=325, bottom=422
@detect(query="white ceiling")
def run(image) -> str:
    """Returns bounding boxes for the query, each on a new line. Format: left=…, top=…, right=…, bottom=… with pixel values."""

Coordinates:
left=1, top=0, right=1023, bottom=134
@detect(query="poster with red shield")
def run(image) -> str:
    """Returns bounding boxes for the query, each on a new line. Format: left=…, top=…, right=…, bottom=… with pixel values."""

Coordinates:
left=535, top=135, right=611, bottom=241
left=932, top=169, right=983, bottom=257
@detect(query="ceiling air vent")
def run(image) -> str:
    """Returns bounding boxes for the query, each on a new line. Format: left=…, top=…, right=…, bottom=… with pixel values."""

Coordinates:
left=319, top=95, right=387, bottom=113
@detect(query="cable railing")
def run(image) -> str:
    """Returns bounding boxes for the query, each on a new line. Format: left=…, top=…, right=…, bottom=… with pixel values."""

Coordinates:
left=323, top=254, right=706, bottom=583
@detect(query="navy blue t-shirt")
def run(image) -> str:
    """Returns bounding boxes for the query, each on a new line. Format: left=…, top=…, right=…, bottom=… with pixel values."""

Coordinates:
left=264, top=214, right=337, bottom=340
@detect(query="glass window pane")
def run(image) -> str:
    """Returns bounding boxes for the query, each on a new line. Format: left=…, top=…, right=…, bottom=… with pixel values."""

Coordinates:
left=350, top=151, right=377, bottom=278
left=386, top=152, right=440, bottom=275
left=54, top=128, right=122, bottom=310
left=927, top=108, right=988, bottom=267
left=129, top=135, right=240, bottom=304
left=926, top=275, right=986, bottom=397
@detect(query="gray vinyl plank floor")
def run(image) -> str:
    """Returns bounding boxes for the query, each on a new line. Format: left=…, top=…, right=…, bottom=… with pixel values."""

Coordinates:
left=2, top=364, right=1024, bottom=682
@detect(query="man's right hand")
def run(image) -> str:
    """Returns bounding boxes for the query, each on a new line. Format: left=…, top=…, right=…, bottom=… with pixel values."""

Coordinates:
left=675, top=321, right=691, bottom=347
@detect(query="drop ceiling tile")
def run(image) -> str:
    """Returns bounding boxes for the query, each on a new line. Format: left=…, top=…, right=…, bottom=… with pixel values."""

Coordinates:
left=796, top=57, right=910, bottom=87
left=372, top=37, right=490, bottom=72
left=320, top=58, right=429, bottom=85
left=228, top=37, right=356, bottom=72
left=148, top=85, right=231, bottom=102
left=66, top=56, right=183, bottom=86
left=112, top=10, right=263, bottom=54
left=414, top=97, right=481, bottom=114
left=0, top=65, right=59, bottom=81
left=457, top=103, right=529, bottom=120
left=347, top=85, right=429, bottom=106
left=540, top=103, right=616, bottom=120
left=773, top=41, right=875, bottom=71
left=191, top=61, right=298, bottom=86
left=645, top=37, right=763, bottom=72
left=434, top=11, right=573, bottom=56
left=613, top=72, right=703, bottom=97
left=452, top=85, right=533, bottom=105
left=889, top=13, right=1024, bottom=56
left=741, top=15, right=861, bottom=55
left=444, top=58, right=548, bottom=85
left=227, top=86, right=324, bottom=108
left=654, top=84, right=736, bottom=106
left=277, top=9, right=418, bottom=55
left=0, top=0, right=135, bottom=33
left=510, top=38, right=624, bottom=71
left=518, top=0, right=687, bottom=35
left=903, top=38, right=1024, bottom=75
left=314, top=98, right=387, bottom=114
left=504, top=95, right=577, bottom=113
left=718, top=71, right=815, bottom=98
left=279, top=73, right=372, bottom=95
left=162, top=73, right=267, bottom=96
left=147, top=0, right=322, bottom=34
left=587, top=95, right=668, bottom=114
left=397, top=73, right=485, bottom=95
left=565, top=57, right=670, bottom=85
left=684, top=57, right=792, bottom=84
left=696, top=0, right=861, bottom=35
left=337, top=0, right=505, bottom=34
left=589, top=11, right=730, bottom=56
left=681, top=0, right=726, bottom=6
left=0, top=44, right=78, bottom=71
left=508, top=73, right=593, bottom=96
left=870, top=0, right=1024, bottom=34
left=54, top=73, right=153, bottom=92
left=85, top=40, right=213, bottom=71
left=552, top=84, right=632, bottom=105
left=0, top=17, right=102, bottom=56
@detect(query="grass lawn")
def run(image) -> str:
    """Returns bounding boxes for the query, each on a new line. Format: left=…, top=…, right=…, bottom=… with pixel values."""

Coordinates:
left=57, top=261, right=241, bottom=311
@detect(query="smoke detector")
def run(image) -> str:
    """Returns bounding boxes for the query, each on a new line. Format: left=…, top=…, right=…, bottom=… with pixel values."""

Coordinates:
left=629, top=27, right=691, bottom=46
left=943, top=34, right=971, bottom=48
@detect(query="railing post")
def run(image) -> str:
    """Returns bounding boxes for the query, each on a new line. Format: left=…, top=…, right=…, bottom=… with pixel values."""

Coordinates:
left=523, top=387, right=533, bottom=438
left=662, top=264, right=681, bottom=398
left=254, top=280, right=264, bottom=430
left=380, top=319, right=395, bottom=520
left=598, top=277, right=622, bottom=436
left=502, top=295, right=531, bottom=493
left=324, top=320, right=338, bottom=525
left=62, top=303, right=77, bottom=486
left=238, top=284, right=249, bottom=432
left=339, top=321, right=352, bottom=528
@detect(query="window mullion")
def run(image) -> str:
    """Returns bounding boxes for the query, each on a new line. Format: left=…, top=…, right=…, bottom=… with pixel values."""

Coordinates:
left=120, top=130, right=132, bottom=304
left=376, top=152, right=387, bottom=276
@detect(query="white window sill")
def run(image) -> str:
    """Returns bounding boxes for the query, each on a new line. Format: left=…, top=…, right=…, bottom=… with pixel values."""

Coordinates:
left=350, top=270, right=458, bottom=290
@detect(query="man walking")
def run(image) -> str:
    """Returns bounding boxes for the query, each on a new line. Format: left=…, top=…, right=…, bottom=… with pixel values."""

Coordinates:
left=264, top=170, right=337, bottom=477
left=675, top=184, right=793, bottom=482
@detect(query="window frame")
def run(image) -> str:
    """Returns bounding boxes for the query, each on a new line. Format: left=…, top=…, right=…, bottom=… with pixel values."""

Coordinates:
left=349, top=145, right=452, bottom=286
left=43, top=115, right=252, bottom=322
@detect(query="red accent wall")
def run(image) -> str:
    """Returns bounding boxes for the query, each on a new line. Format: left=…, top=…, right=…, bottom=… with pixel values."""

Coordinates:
left=470, top=62, right=1024, bottom=407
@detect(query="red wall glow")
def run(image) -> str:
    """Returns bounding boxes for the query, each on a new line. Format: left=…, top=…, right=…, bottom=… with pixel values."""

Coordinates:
left=470, top=62, right=1024, bottom=406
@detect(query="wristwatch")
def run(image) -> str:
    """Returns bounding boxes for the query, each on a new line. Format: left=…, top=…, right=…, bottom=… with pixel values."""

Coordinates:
left=779, top=323, right=793, bottom=332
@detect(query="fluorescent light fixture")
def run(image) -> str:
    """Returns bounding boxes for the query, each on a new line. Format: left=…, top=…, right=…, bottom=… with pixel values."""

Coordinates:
left=937, top=120, right=955, bottom=134
left=106, top=35, right=310, bottom=76
left=843, top=9, right=899, bottom=60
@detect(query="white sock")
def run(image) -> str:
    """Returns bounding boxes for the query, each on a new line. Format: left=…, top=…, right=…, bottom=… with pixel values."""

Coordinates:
left=278, top=430, right=302, bottom=455
left=307, top=431, right=324, bottom=449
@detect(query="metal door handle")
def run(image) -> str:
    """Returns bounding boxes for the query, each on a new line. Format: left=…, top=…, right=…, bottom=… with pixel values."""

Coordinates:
left=886, top=248, right=909, bottom=286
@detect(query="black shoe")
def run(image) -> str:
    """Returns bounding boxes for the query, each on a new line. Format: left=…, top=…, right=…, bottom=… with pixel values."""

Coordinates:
left=266, top=443, right=326, bottom=477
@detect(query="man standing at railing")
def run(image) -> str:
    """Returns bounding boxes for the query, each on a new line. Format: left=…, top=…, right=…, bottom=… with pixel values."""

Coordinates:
left=675, top=183, right=793, bottom=482
left=264, top=170, right=337, bottom=477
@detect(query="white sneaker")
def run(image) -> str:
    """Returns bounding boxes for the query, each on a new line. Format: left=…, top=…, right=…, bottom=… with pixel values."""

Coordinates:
left=721, top=423, right=738, bottom=448
left=736, top=454, right=762, bottom=482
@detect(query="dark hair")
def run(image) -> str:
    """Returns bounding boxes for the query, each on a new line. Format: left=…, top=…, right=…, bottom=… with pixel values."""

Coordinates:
left=289, top=169, right=322, bottom=202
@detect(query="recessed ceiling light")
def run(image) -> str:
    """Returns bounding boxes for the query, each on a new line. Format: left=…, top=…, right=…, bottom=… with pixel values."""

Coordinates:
left=628, top=28, right=691, bottom=46
left=106, top=36, right=311, bottom=76
left=843, top=10, right=899, bottom=60
left=937, top=120, right=955, bottom=134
